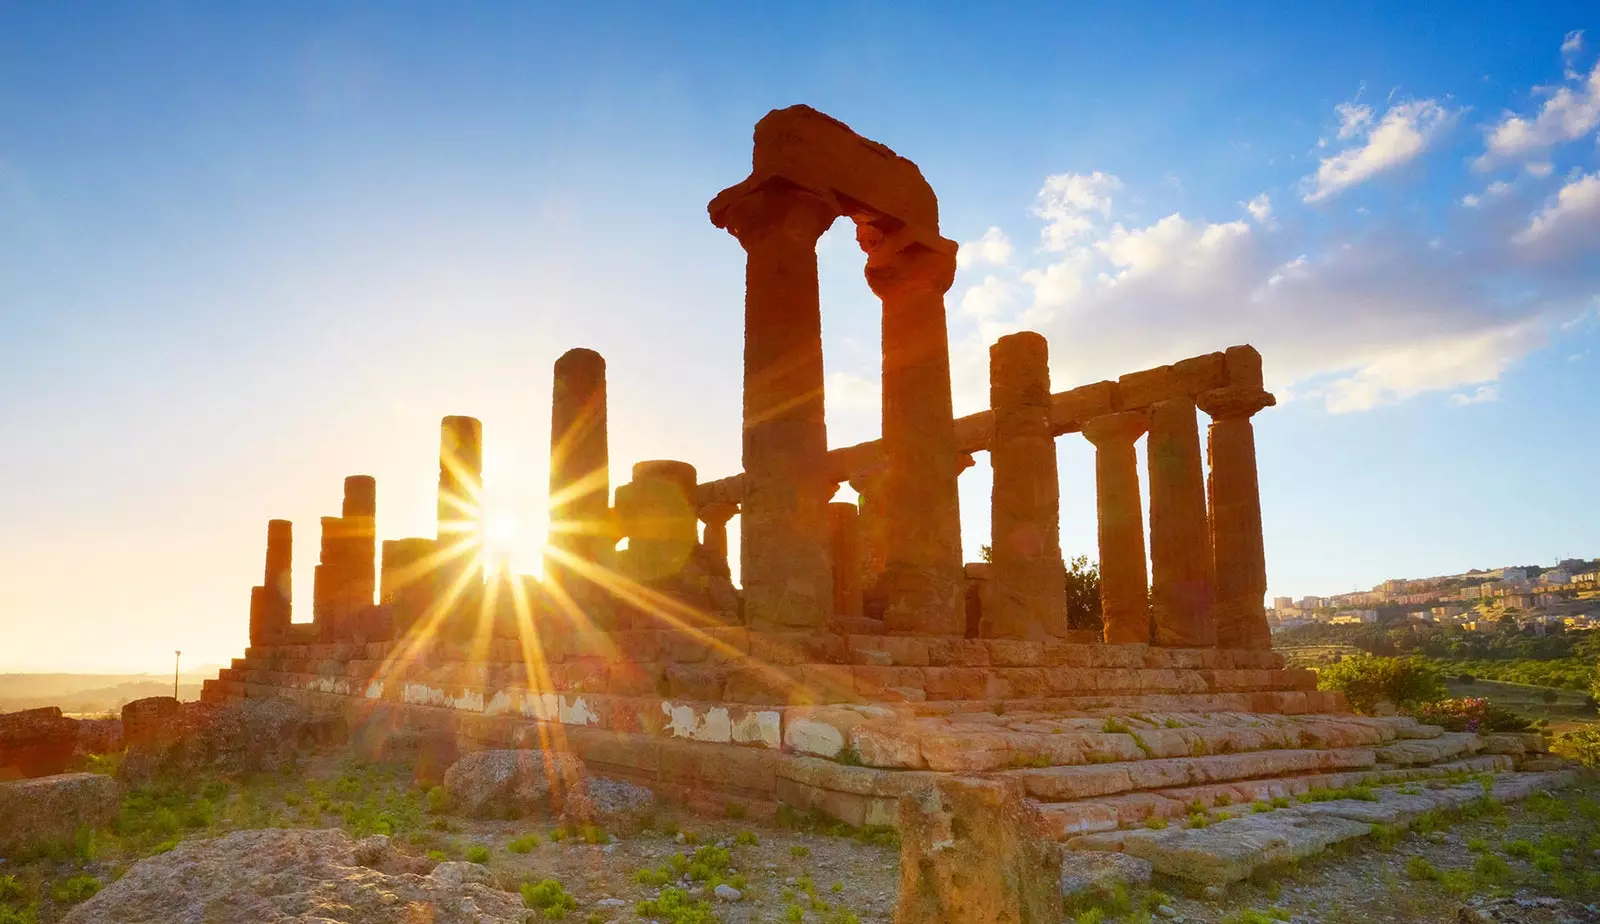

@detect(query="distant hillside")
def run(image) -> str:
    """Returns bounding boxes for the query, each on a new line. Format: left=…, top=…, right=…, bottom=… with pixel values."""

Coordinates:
left=0, top=673, right=208, bottom=715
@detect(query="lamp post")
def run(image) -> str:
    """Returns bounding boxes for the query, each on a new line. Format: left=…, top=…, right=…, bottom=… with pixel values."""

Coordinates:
left=174, top=650, right=181, bottom=700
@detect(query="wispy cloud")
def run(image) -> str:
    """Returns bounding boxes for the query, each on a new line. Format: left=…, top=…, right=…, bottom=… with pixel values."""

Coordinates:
left=1304, top=98, right=1457, bottom=202
left=1476, top=54, right=1600, bottom=169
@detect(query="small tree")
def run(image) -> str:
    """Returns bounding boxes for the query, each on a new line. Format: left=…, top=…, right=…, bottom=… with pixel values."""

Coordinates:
left=1315, top=655, right=1446, bottom=714
left=1064, top=555, right=1102, bottom=634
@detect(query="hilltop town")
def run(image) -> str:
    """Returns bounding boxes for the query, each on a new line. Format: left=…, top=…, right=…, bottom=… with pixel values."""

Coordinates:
left=1270, top=557, right=1600, bottom=634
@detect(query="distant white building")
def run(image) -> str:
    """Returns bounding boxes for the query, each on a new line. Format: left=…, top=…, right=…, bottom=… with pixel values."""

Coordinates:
left=1501, top=567, right=1529, bottom=583
left=1331, top=609, right=1378, bottom=625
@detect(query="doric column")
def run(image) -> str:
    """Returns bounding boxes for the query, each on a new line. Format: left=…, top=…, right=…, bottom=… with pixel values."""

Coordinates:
left=982, top=331, right=1067, bottom=640
left=847, top=466, right=889, bottom=593
left=341, top=475, right=377, bottom=608
left=697, top=502, right=739, bottom=579
left=1198, top=385, right=1276, bottom=650
left=546, top=348, right=612, bottom=578
left=1082, top=411, right=1151, bottom=645
left=263, top=519, right=292, bottom=633
left=618, top=460, right=699, bottom=584
left=710, top=183, right=838, bottom=629
left=435, top=415, right=485, bottom=631
left=1146, top=399, right=1216, bottom=647
left=380, top=537, right=438, bottom=639
left=862, top=228, right=965, bottom=636
left=248, top=585, right=269, bottom=646
left=828, top=502, right=864, bottom=619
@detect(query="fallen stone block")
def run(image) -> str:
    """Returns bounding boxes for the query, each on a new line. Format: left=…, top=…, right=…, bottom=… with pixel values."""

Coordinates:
left=441, top=748, right=586, bottom=819
left=0, top=772, right=119, bottom=855
left=0, top=707, right=80, bottom=779
left=1069, top=810, right=1372, bottom=884
left=1059, top=850, right=1153, bottom=900
left=897, top=777, right=1063, bottom=924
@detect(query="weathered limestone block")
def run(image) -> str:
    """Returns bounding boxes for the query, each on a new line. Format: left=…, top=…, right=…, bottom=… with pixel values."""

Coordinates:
left=711, top=181, right=837, bottom=629
left=0, top=772, right=119, bottom=855
left=1198, top=385, right=1275, bottom=650
left=896, top=776, right=1064, bottom=924
left=864, top=229, right=966, bottom=638
left=0, top=706, right=80, bottom=779
left=379, top=537, right=437, bottom=638
left=984, top=331, right=1068, bottom=640
left=1070, top=810, right=1372, bottom=885
left=442, top=748, right=586, bottom=819
left=1082, top=411, right=1151, bottom=644
left=1147, top=399, right=1216, bottom=647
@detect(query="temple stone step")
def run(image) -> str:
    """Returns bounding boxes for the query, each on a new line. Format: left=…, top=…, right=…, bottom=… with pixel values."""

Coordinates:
left=1374, top=731, right=1482, bottom=765
left=996, top=747, right=1379, bottom=802
left=1033, top=755, right=1515, bottom=837
left=1059, top=769, right=1577, bottom=885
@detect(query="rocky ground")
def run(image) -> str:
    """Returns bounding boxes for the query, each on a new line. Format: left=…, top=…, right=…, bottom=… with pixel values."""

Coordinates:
left=0, top=747, right=1595, bottom=923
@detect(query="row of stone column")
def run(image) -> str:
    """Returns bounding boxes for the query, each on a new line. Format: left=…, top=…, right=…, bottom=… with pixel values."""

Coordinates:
left=711, top=183, right=966, bottom=637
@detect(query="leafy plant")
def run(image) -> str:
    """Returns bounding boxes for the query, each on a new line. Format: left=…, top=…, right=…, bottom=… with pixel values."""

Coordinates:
left=1316, top=656, right=1446, bottom=713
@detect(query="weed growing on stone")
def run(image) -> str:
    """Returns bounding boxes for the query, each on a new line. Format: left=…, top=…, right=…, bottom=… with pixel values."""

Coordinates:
left=1466, top=836, right=1490, bottom=853
left=791, top=844, right=810, bottom=859
left=1103, top=717, right=1131, bottom=734
left=1145, top=816, right=1169, bottom=829
left=1251, top=800, right=1272, bottom=814
left=49, top=875, right=101, bottom=906
left=734, top=830, right=759, bottom=846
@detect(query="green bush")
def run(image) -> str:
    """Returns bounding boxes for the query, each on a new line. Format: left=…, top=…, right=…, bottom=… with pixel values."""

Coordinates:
left=50, top=876, right=101, bottom=905
left=521, top=879, right=577, bottom=918
left=1551, top=728, right=1600, bottom=768
left=464, top=844, right=490, bottom=864
left=1316, top=656, right=1446, bottom=713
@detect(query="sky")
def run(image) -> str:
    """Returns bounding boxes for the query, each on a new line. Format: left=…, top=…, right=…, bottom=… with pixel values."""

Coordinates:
left=1, top=2, right=1597, bottom=672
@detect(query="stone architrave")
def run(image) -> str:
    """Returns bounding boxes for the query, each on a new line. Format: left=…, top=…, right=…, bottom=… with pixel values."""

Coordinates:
left=863, top=229, right=965, bottom=637
left=828, top=502, right=864, bottom=619
left=263, top=519, right=292, bottom=633
left=709, top=182, right=838, bottom=629
left=982, top=331, right=1067, bottom=640
left=697, top=502, right=739, bottom=579
left=1146, top=399, right=1216, bottom=647
left=1082, top=411, right=1151, bottom=645
left=1198, top=384, right=1276, bottom=650
left=435, top=416, right=485, bottom=634
left=546, top=348, right=612, bottom=578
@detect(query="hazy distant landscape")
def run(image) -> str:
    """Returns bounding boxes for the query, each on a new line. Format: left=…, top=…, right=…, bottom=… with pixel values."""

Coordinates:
left=0, top=672, right=213, bottom=715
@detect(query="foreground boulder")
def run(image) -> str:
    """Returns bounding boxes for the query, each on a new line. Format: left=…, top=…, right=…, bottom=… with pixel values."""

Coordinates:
left=441, top=748, right=585, bottom=818
left=119, top=697, right=316, bottom=781
left=0, top=706, right=80, bottom=779
left=0, top=772, right=119, bottom=855
left=62, top=828, right=526, bottom=924
left=895, top=776, right=1064, bottom=924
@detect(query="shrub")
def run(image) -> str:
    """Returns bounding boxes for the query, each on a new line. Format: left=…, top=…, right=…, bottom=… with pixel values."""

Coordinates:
left=508, top=834, right=539, bottom=853
left=1551, top=728, right=1600, bottom=768
left=464, top=844, right=490, bottom=864
left=1405, top=856, right=1438, bottom=881
left=0, top=876, right=23, bottom=902
left=1317, top=656, right=1446, bottom=713
left=50, top=876, right=102, bottom=905
left=1539, top=689, right=1560, bottom=704
left=521, top=879, right=577, bottom=918
left=636, top=887, right=716, bottom=924
left=1456, top=673, right=1475, bottom=684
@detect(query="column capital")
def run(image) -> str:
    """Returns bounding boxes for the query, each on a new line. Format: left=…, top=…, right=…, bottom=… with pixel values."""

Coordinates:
left=1197, top=385, right=1276, bottom=421
left=1082, top=410, right=1149, bottom=447
left=955, top=452, right=976, bottom=474
left=710, top=180, right=838, bottom=251
left=860, top=226, right=958, bottom=300
left=697, top=501, right=740, bottom=527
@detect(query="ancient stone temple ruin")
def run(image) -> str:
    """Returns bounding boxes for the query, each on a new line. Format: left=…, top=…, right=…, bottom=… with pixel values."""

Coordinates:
left=205, top=106, right=1513, bottom=847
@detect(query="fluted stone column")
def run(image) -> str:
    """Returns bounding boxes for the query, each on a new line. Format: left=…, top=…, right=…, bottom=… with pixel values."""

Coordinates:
left=619, top=460, right=700, bottom=584
left=248, top=585, right=269, bottom=646
left=1082, top=411, right=1150, bottom=645
left=547, top=348, right=612, bottom=577
left=862, top=230, right=965, bottom=636
left=983, top=331, right=1067, bottom=640
left=1198, top=385, right=1276, bottom=650
left=436, top=416, right=485, bottom=631
left=341, top=475, right=377, bottom=608
left=380, top=537, right=438, bottom=638
left=263, top=519, right=292, bottom=633
left=847, top=467, right=889, bottom=594
left=1147, top=399, right=1216, bottom=647
left=828, top=502, right=864, bottom=619
left=697, top=502, right=739, bottom=579
left=710, top=184, right=838, bottom=629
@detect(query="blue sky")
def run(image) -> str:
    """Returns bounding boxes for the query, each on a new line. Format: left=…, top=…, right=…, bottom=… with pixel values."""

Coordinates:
left=1, top=3, right=1596, bottom=671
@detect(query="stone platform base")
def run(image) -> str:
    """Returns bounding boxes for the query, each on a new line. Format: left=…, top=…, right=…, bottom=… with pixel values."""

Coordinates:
left=202, top=636, right=1560, bottom=845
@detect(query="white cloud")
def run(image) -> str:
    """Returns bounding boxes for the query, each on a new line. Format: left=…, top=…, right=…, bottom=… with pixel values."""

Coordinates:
left=956, top=226, right=1014, bottom=268
left=1448, top=385, right=1499, bottom=406
left=958, top=274, right=1014, bottom=319
left=1476, top=57, right=1600, bottom=169
left=826, top=371, right=880, bottom=411
left=1244, top=193, right=1273, bottom=223
left=1526, top=161, right=1555, bottom=178
left=1304, top=99, right=1456, bottom=202
left=1335, top=102, right=1374, bottom=139
left=1033, top=171, right=1121, bottom=250
left=1514, top=170, right=1600, bottom=252
left=1562, top=30, right=1584, bottom=60
left=1461, top=180, right=1512, bottom=207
